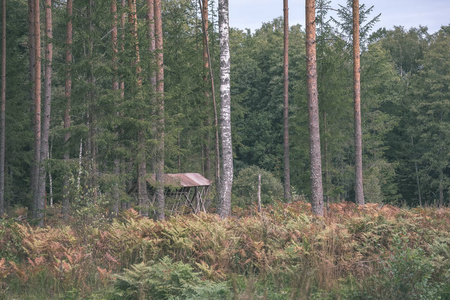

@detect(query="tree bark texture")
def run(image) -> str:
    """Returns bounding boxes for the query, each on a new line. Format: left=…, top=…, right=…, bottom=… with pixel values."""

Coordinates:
left=155, top=0, right=165, bottom=220
left=28, top=0, right=36, bottom=214
left=33, top=0, right=43, bottom=223
left=127, top=0, right=149, bottom=216
left=111, top=0, right=121, bottom=215
left=88, top=0, right=98, bottom=200
left=218, top=0, right=233, bottom=218
left=145, top=0, right=156, bottom=216
left=111, top=0, right=118, bottom=91
left=128, top=0, right=141, bottom=81
left=353, top=0, right=364, bottom=205
left=306, top=0, right=324, bottom=216
left=120, top=0, right=125, bottom=95
left=38, top=0, right=53, bottom=218
left=199, top=0, right=220, bottom=198
left=28, top=0, right=35, bottom=109
left=201, top=0, right=211, bottom=180
left=0, top=0, right=6, bottom=216
left=283, top=0, right=291, bottom=201
left=147, top=0, right=156, bottom=86
left=62, top=0, right=72, bottom=220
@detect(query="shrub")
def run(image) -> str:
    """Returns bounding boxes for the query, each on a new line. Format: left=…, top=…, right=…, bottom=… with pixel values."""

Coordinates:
left=233, top=166, right=283, bottom=208
left=338, top=233, right=443, bottom=300
left=111, top=257, right=230, bottom=300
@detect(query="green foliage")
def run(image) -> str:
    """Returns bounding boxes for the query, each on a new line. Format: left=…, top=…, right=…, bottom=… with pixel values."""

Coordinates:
left=233, top=165, right=283, bottom=208
left=0, top=217, right=24, bottom=262
left=112, top=257, right=229, bottom=300
left=338, top=234, right=443, bottom=299
left=380, top=26, right=449, bottom=205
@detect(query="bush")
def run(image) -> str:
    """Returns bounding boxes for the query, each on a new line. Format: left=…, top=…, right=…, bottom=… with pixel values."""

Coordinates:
left=338, top=233, right=443, bottom=300
left=233, top=166, right=283, bottom=208
left=111, top=257, right=230, bottom=300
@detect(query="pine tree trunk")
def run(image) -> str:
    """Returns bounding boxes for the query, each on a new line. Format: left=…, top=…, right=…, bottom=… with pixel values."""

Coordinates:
left=38, top=0, right=52, bottom=218
left=62, top=0, right=72, bottom=220
left=199, top=0, right=220, bottom=199
left=0, top=0, right=6, bottom=216
left=120, top=0, right=125, bottom=96
left=119, top=0, right=126, bottom=213
left=155, top=0, right=165, bottom=220
left=147, top=0, right=157, bottom=214
left=201, top=0, right=211, bottom=180
left=33, top=0, right=43, bottom=224
left=28, top=0, right=36, bottom=214
left=306, top=0, right=324, bottom=216
left=111, top=0, right=121, bottom=215
left=283, top=0, right=291, bottom=201
left=128, top=0, right=141, bottom=79
left=88, top=0, right=98, bottom=201
left=353, top=0, right=364, bottom=206
left=218, top=0, right=233, bottom=218
left=111, top=0, right=118, bottom=91
left=127, top=0, right=149, bottom=216
left=147, top=0, right=155, bottom=85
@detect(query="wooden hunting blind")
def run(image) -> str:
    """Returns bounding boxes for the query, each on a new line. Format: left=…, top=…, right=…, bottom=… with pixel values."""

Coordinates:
left=147, top=173, right=213, bottom=214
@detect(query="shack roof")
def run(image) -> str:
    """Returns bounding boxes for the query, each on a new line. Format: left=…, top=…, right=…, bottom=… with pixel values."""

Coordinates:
left=147, top=173, right=213, bottom=188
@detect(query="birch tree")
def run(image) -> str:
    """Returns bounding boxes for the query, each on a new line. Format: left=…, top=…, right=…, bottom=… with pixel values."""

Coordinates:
left=218, top=0, right=233, bottom=218
left=306, top=0, right=324, bottom=216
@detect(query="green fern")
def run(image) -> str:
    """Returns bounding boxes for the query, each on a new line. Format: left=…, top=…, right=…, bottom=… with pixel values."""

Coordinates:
left=112, top=257, right=229, bottom=300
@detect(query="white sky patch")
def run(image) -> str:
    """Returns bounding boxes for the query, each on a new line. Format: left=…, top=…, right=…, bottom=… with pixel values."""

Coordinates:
left=226, top=0, right=449, bottom=34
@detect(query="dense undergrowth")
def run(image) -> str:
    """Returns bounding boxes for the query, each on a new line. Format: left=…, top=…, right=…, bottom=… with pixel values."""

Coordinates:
left=0, top=202, right=449, bottom=299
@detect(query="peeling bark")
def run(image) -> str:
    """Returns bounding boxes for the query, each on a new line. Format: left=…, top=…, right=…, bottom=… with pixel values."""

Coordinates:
left=218, top=0, right=233, bottom=218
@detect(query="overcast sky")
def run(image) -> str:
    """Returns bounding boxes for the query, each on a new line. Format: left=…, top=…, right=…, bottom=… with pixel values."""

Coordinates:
left=228, top=0, right=449, bottom=34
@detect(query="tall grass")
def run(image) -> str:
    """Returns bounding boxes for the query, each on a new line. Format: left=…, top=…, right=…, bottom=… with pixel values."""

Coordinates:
left=0, top=202, right=449, bottom=299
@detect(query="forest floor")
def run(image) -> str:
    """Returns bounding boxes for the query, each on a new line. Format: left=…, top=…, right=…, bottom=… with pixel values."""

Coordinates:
left=0, top=201, right=449, bottom=299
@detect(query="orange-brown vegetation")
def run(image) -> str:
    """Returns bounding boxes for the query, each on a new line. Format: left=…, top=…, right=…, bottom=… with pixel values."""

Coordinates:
left=0, top=201, right=449, bottom=298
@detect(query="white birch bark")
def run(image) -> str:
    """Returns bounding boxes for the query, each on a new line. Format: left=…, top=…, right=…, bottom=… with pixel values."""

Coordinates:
left=218, top=0, right=233, bottom=218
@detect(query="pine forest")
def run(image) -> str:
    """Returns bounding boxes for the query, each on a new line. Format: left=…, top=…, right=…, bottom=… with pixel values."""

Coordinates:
left=0, top=0, right=449, bottom=298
